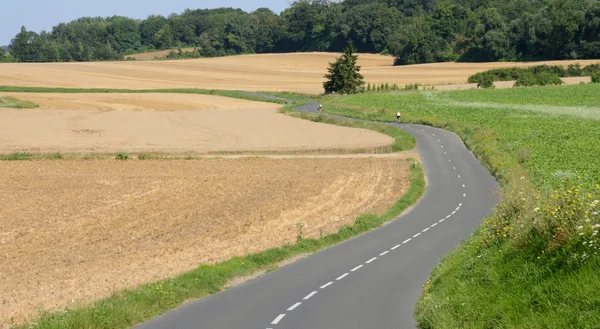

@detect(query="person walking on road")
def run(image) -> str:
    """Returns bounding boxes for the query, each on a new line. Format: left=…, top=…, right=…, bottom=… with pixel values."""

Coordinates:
left=319, top=104, right=323, bottom=112
left=396, top=111, right=401, bottom=124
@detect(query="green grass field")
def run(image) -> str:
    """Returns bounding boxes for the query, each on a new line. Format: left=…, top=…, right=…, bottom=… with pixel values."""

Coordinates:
left=0, top=96, right=39, bottom=109
left=315, top=84, right=600, bottom=188
left=307, top=83, right=600, bottom=329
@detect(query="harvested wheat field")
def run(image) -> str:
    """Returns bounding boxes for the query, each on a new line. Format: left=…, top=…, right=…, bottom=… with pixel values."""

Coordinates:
left=0, top=93, right=392, bottom=154
left=0, top=157, right=410, bottom=326
left=0, top=52, right=597, bottom=93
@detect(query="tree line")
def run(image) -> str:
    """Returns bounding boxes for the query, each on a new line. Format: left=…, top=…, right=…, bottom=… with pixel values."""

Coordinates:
left=3, top=0, right=600, bottom=64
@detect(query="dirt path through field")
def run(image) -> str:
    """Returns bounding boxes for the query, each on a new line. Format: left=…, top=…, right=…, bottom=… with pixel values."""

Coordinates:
left=0, top=157, right=410, bottom=326
left=1, top=53, right=597, bottom=93
left=0, top=93, right=392, bottom=154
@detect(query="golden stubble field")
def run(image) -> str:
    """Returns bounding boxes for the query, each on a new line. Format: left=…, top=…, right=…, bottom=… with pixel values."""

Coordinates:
left=0, top=157, right=411, bottom=326
left=0, top=93, right=393, bottom=154
left=1, top=52, right=598, bottom=93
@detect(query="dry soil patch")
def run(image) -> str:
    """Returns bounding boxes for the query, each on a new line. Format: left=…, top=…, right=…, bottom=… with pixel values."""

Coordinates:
left=0, top=53, right=597, bottom=93
left=0, top=157, right=410, bottom=326
left=0, top=93, right=392, bottom=154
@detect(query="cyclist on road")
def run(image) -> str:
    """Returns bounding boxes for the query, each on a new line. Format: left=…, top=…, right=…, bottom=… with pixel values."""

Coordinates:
left=396, top=111, right=401, bottom=124
left=318, top=104, right=323, bottom=112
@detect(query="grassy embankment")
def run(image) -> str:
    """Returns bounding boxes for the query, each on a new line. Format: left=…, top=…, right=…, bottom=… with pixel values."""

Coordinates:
left=0, top=96, right=39, bottom=109
left=297, top=83, right=600, bottom=328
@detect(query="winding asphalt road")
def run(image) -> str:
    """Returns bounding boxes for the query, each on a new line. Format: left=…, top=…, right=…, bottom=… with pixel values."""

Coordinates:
left=134, top=101, right=498, bottom=329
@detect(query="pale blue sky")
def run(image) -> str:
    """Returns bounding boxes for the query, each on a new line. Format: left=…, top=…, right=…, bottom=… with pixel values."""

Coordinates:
left=1, top=0, right=291, bottom=45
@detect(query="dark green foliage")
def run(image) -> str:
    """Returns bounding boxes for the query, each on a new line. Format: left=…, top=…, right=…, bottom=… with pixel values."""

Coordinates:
left=472, top=73, right=495, bottom=89
left=164, top=48, right=202, bottom=60
left=323, top=42, right=365, bottom=94
left=469, top=63, right=600, bottom=84
left=115, top=152, right=129, bottom=160
left=592, top=73, right=600, bottom=83
left=6, top=0, right=600, bottom=64
left=514, top=71, right=563, bottom=87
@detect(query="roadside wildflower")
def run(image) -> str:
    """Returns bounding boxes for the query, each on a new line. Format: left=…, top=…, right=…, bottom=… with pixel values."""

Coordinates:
left=577, top=226, right=584, bottom=230
left=534, top=207, right=540, bottom=212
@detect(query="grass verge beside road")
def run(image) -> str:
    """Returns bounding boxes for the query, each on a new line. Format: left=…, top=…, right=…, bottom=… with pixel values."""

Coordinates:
left=11, top=159, right=425, bottom=329
left=280, top=107, right=416, bottom=153
left=0, top=96, right=39, bottom=109
left=304, top=84, right=600, bottom=329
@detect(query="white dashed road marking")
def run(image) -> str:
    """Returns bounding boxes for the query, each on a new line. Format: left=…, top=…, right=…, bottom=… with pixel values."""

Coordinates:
left=288, top=303, right=302, bottom=311
left=272, top=314, right=286, bottom=325
left=261, top=116, right=478, bottom=329
left=351, top=265, right=363, bottom=272
left=320, top=282, right=333, bottom=289
left=304, top=291, right=318, bottom=300
left=336, top=273, right=349, bottom=281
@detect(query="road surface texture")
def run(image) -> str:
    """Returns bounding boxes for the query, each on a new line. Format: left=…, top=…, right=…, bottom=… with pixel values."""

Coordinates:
left=134, top=100, right=498, bottom=329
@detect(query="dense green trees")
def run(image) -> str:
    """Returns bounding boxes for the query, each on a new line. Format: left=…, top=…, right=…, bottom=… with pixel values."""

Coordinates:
left=7, top=0, right=600, bottom=63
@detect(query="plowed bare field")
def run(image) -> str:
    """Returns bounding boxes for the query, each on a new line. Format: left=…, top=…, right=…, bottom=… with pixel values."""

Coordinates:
left=0, top=93, right=392, bottom=154
left=1, top=52, right=597, bottom=93
left=0, top=157, right=410, bottom=326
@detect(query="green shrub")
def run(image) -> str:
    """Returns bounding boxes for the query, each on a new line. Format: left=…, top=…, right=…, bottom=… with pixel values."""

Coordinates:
left=592, top=73, right=600, bottom=83
left=403, top=83, right=419, bottom=91
left=567, top=63, right=583, bottom=77
left=473, top=73, right=495, bottom=89
left=514, top=71, right=562, bottom=87
left=469, top=63, right=600, bottom=84
left=583, top=63, right=600, bottom=75
left=536, top=71, right=564, bottom=86
left=116, top=152, right=129, bottom=160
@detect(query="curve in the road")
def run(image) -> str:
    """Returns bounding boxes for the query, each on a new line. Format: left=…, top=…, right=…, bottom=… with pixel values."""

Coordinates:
left=134, top=99, right=498, bottom=329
